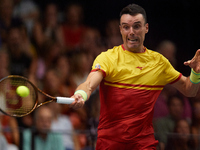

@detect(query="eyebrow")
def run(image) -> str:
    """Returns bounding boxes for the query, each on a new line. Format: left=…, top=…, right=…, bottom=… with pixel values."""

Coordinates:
left=121, top=21, right=142, bottom=25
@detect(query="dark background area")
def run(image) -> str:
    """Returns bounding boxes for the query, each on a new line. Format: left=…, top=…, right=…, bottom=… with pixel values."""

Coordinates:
left=34, top=0, right=200, bottom=75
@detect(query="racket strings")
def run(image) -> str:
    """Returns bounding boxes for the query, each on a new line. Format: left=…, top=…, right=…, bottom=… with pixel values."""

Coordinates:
left=0, top=76, right=37, bottom=117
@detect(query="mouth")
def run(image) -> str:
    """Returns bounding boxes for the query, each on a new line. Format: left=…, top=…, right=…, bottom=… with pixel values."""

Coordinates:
left=127, top=38, right=138, bottom=43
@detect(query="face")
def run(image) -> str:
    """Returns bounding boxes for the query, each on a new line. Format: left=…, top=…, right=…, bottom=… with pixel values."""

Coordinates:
left=44, top=70, right=60, bottom=93
left=169, top=97, right=183, bottom=120
left=176, top=120, right=190, bottom=141
left=45, top=4, right=57, bottom=26
left=120, top=14, right=148, bottom=53
left=7, top=28, right=22, bottom=51
left=35, top=107, right=53, bottom=133
left=67, top=5, right=82, bottom=24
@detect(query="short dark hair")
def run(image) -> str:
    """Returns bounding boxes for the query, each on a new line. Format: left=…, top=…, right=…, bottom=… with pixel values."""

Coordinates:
left=120, top=4, right=147, bottom=23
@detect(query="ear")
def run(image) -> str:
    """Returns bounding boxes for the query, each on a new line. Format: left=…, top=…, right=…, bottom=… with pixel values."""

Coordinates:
left=145, top=23, right=149, bottom=34
left=119, top=25, right=122, bottom=34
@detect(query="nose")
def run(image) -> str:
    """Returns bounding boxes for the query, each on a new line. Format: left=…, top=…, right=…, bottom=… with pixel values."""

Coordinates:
left=129, top=27, right=134, bottom=35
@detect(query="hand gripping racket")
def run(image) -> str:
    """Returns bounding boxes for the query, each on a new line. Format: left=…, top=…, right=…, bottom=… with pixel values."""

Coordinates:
left=0, top=75, right=74, bottom=117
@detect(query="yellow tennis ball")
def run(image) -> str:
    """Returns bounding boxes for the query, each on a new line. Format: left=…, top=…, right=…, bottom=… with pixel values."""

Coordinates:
left=16, top=86, right=30, bottom=97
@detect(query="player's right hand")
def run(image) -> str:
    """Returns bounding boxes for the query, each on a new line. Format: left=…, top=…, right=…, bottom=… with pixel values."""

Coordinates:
left=69, top=94, right=85, bottom=109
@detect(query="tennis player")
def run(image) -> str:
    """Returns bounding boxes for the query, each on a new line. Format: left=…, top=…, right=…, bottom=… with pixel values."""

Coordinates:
left=70, top=3, right=200, bottom=150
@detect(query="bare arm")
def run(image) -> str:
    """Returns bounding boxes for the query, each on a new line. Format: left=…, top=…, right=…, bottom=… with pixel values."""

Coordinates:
left=172, top=49, right=200, bottom=97
left=172, top=75, right=199, bottom=97
left=70, top=70, right=104, bottom=109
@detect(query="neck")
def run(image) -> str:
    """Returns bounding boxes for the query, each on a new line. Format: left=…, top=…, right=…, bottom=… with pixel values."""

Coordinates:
left=123, top=44, right=145, bottom=53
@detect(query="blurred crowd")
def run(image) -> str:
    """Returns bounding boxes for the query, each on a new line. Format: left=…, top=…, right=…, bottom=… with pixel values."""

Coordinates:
left=0, top=0, right=200, bottom=150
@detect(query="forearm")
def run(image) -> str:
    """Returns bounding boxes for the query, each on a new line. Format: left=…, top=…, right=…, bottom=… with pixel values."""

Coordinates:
left=184, top=76, right=200, bottom=97
left=75, top=82, right=93, bottom=101
left=70, top=71, right=103, bottom=109
left=172, top=75, right=200, bottom=97
left=76, top=71, right=103, bottom=99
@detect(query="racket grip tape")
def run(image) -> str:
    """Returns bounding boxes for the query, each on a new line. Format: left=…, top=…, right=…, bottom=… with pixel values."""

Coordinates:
left=56, top=97, right=74, bottom=104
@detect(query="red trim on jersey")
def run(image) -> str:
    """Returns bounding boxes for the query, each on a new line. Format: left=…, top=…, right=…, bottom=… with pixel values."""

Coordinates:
left=104, top=80, right=164, bottom=88
left=170, top=73, right=182, bottom=84
left=91, top=69, right=106, bottom=77
left=122, top=44, right=126, bottom=51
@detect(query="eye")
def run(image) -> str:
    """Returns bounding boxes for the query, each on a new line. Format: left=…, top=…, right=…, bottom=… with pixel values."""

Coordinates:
left=122, top=25, right=129, bottom=30
left=133, top=24, right=141, bottom=30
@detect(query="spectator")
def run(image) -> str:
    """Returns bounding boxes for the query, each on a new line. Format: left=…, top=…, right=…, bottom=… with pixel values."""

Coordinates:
left=35, top=40, right=62, bottom=82
left=22, top=106, right=65, bottom=150
left=165, top=119, right=195, bottom=150
left=0, top=115, right=8, bottom=150
left=156, top=40, right=177, bottom=68
left=70, top=52, right=93, bottom=87
left=153, top=86, right=192, bottom=123
left=154, top=40, right=192, bottom=122
left=69, top=108, right=88, bottom=131
left=0, top=133, right=8, bottom=150
left=32, top=3, right=63, bottom=50
left=0, top=0, right=23, bottom=44
left=13, top=0, right=39, bottom=36
left=104, top=19, right=123, bottom=49
left=60, top=3, right=87, bottom=51
left=0, top=113, right=20, bottom=148
left=68, top=108, right=90, bottom=150
left=53, top=55, right=78, bottom=115
left=154, top=94, right=185, bottom=150
left=20, top=25, right=37, bottom=59
left=77, top=133, right=92, bottom=150
left=191, top=101, right=200, bottom=149
left=78, top=27, right=106, bottom=58
left=5, top=26, right=36, bottom=79
left=54, top=55, right=76, bottom=96
left=48, top=102, right=75, bottom=150
left=18, top=114, right=34, bottom=130
left=154, top=85, right=178, bottom=120
left=42, top=68, right=69, bottom=98
left=0, top=49, right=9, bottom=79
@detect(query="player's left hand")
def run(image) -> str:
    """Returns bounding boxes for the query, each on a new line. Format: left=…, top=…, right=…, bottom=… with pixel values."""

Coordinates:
left=184, top=49, right=200, bottom=73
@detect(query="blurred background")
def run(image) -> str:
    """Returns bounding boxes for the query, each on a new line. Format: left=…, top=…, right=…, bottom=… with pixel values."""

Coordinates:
left=34, top=0, right=200, bottom=75
left=1, top=0, right=200, bottom=150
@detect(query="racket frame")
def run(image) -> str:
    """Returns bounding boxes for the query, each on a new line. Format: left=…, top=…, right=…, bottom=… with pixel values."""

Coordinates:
left=0, top=75, right=58, bottom=117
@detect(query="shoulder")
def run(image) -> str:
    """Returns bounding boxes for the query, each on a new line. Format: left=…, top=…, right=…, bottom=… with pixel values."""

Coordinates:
left=99, top=45, right=121, bottom=55
left=146, top=48, right=170, bottom=64
left=146, top=48, right=166, bottom=58
left=96, top=45, right=122, bottom=60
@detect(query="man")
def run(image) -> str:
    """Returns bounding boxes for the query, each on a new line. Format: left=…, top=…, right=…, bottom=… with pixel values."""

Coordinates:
left=22, top=106, right=65, bottom=150
left=70, top=4, right=200, bottom=150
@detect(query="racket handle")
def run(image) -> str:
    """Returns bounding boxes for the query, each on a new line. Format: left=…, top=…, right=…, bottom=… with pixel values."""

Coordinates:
left=56, top=97, right=74, bottom=104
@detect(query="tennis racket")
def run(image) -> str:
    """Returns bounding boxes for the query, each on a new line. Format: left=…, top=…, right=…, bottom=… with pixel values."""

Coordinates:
left=0, top=75, right=74, bottom=117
